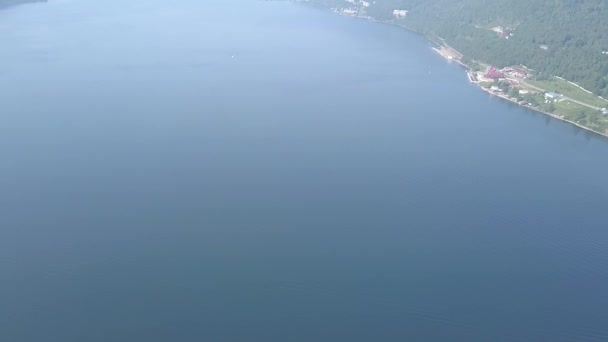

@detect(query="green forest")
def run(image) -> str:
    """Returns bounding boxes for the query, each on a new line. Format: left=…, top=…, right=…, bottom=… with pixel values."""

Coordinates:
left=299, top=0, right=608, bottom=98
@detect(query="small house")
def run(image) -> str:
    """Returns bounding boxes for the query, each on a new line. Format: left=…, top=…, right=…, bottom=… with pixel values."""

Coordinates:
left=511, top=67, right=527, bottom=78
left=545, top=92, right=559, bottom=99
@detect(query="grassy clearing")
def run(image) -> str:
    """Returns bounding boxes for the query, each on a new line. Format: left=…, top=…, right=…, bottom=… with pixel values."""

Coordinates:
left=527, top=77, right=608, bottom=108
left=553, top=100, right=608, bottom=133
left=554, top=100, right=591, bottom=116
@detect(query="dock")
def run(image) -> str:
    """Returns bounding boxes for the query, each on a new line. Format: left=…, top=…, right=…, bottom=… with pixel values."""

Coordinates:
left=432, top=46, right=462, bottom=61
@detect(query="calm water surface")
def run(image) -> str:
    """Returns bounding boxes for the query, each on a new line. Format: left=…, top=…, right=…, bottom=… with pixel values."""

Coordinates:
left=1, top=1, right=608, bottom=341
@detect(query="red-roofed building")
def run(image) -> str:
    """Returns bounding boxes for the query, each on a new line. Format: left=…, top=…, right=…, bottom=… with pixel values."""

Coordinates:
left=484, top=67, right=505, bottom=79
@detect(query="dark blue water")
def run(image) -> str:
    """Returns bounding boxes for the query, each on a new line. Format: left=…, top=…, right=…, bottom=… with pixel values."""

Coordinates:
left=1, top=1, right=608, bottom=341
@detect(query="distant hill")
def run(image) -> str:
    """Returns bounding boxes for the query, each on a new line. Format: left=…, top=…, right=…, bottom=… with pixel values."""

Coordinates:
left=0, top=0, right=45, bottom=9
left=299, top=0, right=608, bottom=98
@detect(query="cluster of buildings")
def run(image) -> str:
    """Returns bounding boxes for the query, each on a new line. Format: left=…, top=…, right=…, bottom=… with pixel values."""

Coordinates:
left=335, top=0, right=370, bottom=16
left=479, top=67, right=539, bottom=106
left=393, top=10, right=408, bottom=18
left=482, top=66, right=529, bottom=80
left=330, top=1, right=408, bottom=21
left=486, top=84, right=538, bottom=108
left=476, top=66, right=530, bottom=83
left=345, top=0, right=370, bottom=7
left=334, top=2, right=409, bottom=21
left=491, top=26, right=514, bottom=39
left=502, top=67, right=529, bottom=79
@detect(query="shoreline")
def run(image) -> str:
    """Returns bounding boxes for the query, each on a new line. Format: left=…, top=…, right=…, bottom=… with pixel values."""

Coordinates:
left=430, top=47, right=608, bottom=138
left=465, top=69, right=608, bottom=138
left=329, top=8, right=608, bottom=139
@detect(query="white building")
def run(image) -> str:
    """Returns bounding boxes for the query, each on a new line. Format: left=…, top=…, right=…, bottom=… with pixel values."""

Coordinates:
left=393, top=9, right=408, bottom=18
left=545, top=92, right=559, bottom=99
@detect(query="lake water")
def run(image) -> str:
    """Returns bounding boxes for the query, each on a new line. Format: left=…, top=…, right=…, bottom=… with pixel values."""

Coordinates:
left=2, top=1, right=608, bottom=341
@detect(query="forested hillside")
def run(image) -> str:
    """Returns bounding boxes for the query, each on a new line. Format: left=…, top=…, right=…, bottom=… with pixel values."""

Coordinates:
left=300, top=0, right=608, bottom=98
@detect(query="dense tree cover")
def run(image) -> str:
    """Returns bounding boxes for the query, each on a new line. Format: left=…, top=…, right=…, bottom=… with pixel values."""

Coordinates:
left=301, top=0, right=608, bottom=98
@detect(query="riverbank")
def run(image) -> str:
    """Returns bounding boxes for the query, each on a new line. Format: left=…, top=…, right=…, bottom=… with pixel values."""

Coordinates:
left=312, top=3, right=608, bottom=138
left=468, top=70, right=608, bottom=138
left=385, top=16, right=608, bottom=138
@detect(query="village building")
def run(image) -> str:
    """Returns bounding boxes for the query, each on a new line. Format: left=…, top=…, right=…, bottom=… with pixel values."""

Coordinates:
left=491, top=26, right=513, bottom=39
left=393, top=10, right=408, bottom=18
left=501, top=67, right=528, bottom=78
left=484, top=67, right=505, bottom=80
left=545, top=92, right=559, bottom=99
